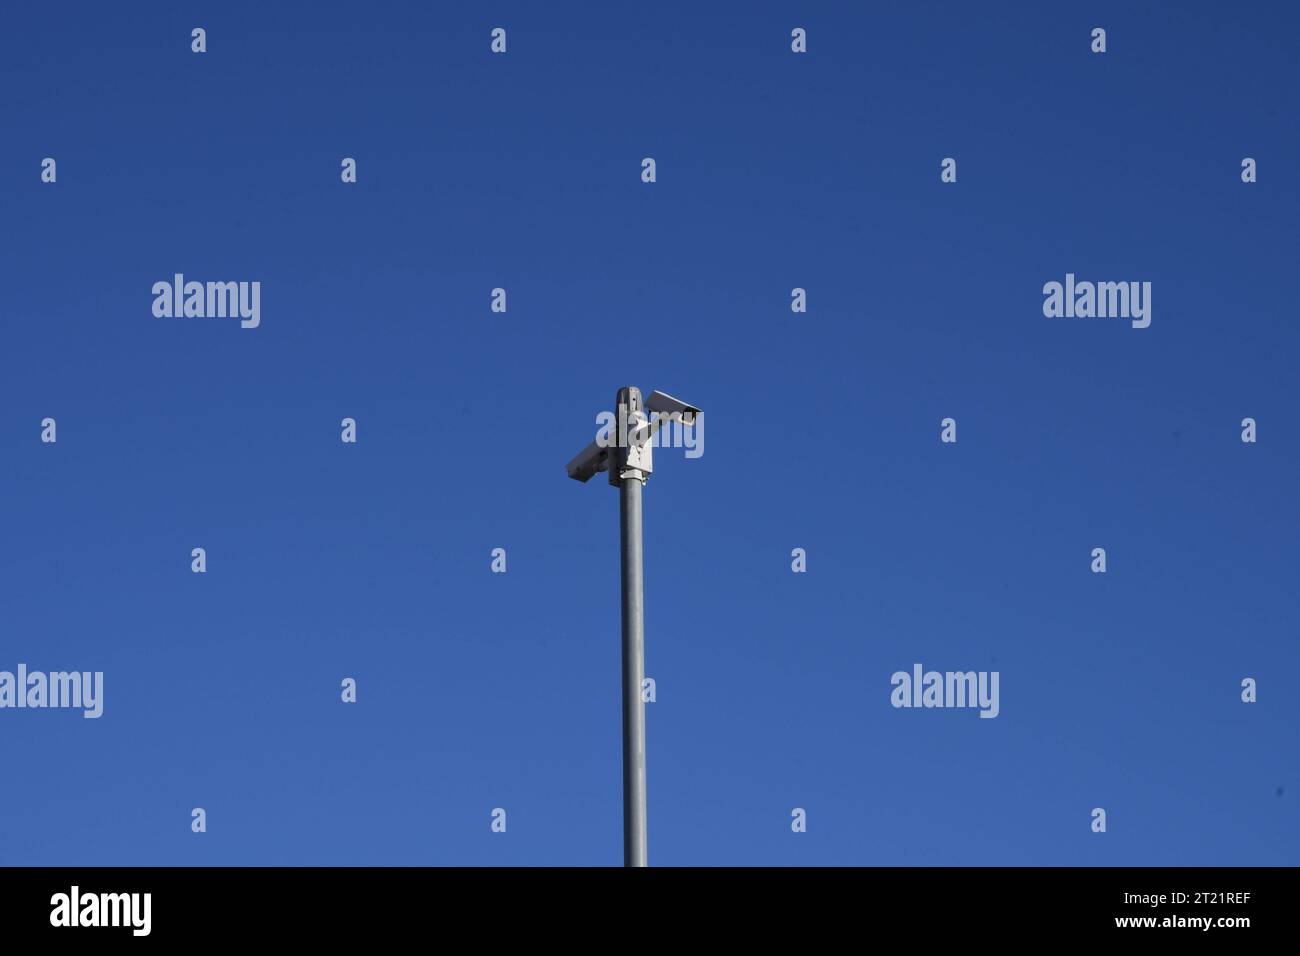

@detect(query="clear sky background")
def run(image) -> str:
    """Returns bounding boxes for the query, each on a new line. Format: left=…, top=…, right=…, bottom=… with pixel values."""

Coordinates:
left=1, top=1, right=1296, bottom=866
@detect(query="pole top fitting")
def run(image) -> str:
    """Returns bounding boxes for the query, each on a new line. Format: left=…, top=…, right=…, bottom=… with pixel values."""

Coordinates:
left=611, top=386, right=653, bottom=485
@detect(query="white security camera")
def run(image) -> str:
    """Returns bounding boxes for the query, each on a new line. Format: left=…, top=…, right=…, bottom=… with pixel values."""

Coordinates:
left=645, top=390, right=701, bottom=426
left=566, top=439, right=609, bottom=483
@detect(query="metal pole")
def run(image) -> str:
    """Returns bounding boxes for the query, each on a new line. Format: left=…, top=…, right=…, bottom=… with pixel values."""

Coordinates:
left=619, top=473, right=648, bottom=867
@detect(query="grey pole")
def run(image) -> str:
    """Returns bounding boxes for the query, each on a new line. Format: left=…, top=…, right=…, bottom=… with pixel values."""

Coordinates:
left=570, top=386, right=699, bottom=867
left=618, top=403, right=649, bottom=867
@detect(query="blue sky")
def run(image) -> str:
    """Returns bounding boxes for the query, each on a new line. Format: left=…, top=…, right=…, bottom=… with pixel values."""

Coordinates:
left=1, top=1, right=1296, bottom=865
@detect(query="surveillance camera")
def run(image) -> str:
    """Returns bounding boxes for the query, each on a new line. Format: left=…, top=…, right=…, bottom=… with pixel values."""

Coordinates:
left=645, top=390, right=701, bottom=426
left=566, top=439, right=609, bottom=483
